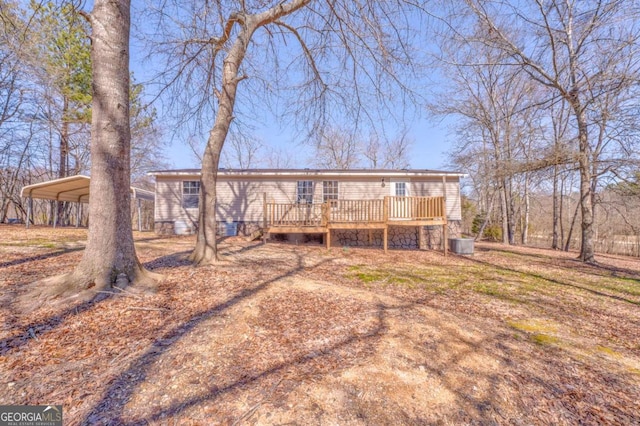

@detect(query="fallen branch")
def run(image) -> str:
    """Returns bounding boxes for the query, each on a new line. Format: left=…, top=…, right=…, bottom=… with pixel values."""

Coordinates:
left=113, top=285, right=144, bottom=299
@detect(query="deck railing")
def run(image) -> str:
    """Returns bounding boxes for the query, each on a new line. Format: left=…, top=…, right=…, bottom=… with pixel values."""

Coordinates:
left=265, top=196, right=446, bottom=227
left=387, top=196, right=445, bottom=220
left=267, top=202, right=325, bottom=227
left=329, top=199, right=385, bottom=223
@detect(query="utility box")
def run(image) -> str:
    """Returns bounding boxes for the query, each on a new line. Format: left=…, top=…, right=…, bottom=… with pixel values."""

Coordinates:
left=449, top=238, right=474, bottom=255
left=174, top=220, right=192, bottom=235
left=224, top=222, right=238, bottom=237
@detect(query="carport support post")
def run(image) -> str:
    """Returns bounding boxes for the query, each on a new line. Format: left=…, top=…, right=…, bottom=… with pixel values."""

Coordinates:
left=137, top=198, right=142, bottom=231
left=76, top=202, right=81, bottom=228
left=26, top=196, right=32, bottom=229
left=53, top=199, right=58, bottom=228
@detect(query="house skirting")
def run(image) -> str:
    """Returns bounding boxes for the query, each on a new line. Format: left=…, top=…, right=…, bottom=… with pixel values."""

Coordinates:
left=155, top=219, right=462, bottom=251
left=330, top=221, right=461, bottom=249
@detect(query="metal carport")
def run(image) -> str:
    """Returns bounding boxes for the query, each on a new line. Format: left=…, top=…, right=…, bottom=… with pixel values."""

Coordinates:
left=20, top=175, right=155, bottom=231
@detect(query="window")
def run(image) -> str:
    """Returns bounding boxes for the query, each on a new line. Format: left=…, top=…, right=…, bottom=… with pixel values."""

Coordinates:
left=182, top=181, right=200, bottom=208
left=395, top=182, right=407, bottom=197
left=323, top=181, right=339, bottom=202
left=297, top=180, right=314, bottom=204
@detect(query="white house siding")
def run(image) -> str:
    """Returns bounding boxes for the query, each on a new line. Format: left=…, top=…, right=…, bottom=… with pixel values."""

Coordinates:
left=153, top=171, right=464, bottom=235
left=410, top=178, right=461, bottom=220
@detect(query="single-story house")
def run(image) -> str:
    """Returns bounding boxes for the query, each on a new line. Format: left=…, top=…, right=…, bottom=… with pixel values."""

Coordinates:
left=149, top=168, right=464, bottom=251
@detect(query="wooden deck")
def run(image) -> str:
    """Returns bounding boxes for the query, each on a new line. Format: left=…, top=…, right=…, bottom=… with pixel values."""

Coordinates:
left=263, top=195, right=448, bottom=254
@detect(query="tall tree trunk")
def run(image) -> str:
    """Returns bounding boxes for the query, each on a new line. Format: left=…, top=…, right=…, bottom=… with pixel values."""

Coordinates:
left=499, top=180, right=509, bottom=244
left=573, top=104, right=596, bottom=262
left=507, top=180, right=516, bottom=245
left=564, top=198, right=580, bottom=252
left=57, top=100, right=69, bottom=226
left=188, top=0, right=310, bottom=265
left=559, top=173, right=566, bottom=245
left=190, top=26, right=252, bottom=265
left=552, top=165, right=560, bottom=249
left=36, top=0, right=157, bottom=300
left=522, top=174, right=529, bottom=245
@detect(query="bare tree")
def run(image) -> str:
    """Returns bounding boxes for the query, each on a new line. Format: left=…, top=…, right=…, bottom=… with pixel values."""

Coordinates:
left=432, top=30, right=544, bottom=245
left=454, top=0, right=640, bottom=262
left=362, top=129, right=412, bottom=169
left=264, top=146, right=294, bottom=169
left=146, top=0, right=423, bottom=264
left=221, top=132, right=264, bottom=169
left=37, top=0, right=157, bottom=300
left=311, top=126, right=361, bottom=169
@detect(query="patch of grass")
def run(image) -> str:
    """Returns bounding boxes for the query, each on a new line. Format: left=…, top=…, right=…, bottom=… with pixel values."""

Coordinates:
left=530, top=333, right=560, bottom=346
left=507, top=319, right=561, bottom=346
left=507, top=319, right=558, bottom=334
left=354, top=271, right=386, bottom=283
left=595, top=345, right=622, bottom=358
left=0, top=239, right=59, bottom=248
left=474, top=283, right=505, bottom=297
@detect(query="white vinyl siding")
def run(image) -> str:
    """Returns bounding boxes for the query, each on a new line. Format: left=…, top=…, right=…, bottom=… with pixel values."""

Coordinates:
left=154, top=174, right=462, bottom=223
left=410, top=178, right=462, bottom=220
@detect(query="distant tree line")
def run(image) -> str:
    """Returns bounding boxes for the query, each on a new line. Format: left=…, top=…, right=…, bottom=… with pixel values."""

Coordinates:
left=432, top=0, right=640, bottom=260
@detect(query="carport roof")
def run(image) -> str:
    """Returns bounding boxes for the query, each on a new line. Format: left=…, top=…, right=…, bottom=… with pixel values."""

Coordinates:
left=20, top=175, right=155, bottom=203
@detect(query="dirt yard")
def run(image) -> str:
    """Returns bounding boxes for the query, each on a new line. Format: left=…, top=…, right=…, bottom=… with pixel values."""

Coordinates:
left=1, top=224, right=639, bottom=425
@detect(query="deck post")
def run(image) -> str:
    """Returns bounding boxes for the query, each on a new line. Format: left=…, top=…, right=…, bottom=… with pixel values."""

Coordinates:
left=383, top=226, right=388, bottom=253
left=442, top=176, right=448, bottom=256
left=383, top=196, right=389, bottom=222
left=326, top=229, right=331, bottom=249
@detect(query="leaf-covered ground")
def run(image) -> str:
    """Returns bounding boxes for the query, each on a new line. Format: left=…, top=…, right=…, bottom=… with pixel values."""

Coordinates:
left=1, top=224, right=639, bottom=425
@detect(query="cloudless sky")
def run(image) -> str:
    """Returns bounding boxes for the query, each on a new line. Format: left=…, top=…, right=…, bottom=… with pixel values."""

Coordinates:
left=158, top=117, right=454, bottom=171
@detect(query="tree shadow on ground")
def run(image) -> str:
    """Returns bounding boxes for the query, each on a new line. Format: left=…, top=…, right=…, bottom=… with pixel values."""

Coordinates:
left=110, top=306, right=389, bottom=425
left=462, top=253, right=640, bottom=306
left=142, top=251, right=193, bottom=270
left=0, top=247, right=85, bottom=269
left=82, top=253, right=337, bottom=424
left=0, top=235, right=187, bottom=270
left=141, top=240, right=264, bottom=271
left=0, top=292, right=114, bottom=355
left=480, top=244, right=640, bottom=281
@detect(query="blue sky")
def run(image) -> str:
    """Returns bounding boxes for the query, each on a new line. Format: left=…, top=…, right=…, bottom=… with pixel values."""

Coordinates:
left=158, top=116, right=453, bottom=171
left=126, top=1, right=456, bottom=172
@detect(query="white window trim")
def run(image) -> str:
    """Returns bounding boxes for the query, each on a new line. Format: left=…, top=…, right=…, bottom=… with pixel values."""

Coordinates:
left=182, top=180, right=200, bottom=209
left=391, top=180, right=409, bottom=197
left=322, top=180, right=339, bottom=202
left=297, top=180, right=314, bottom=204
